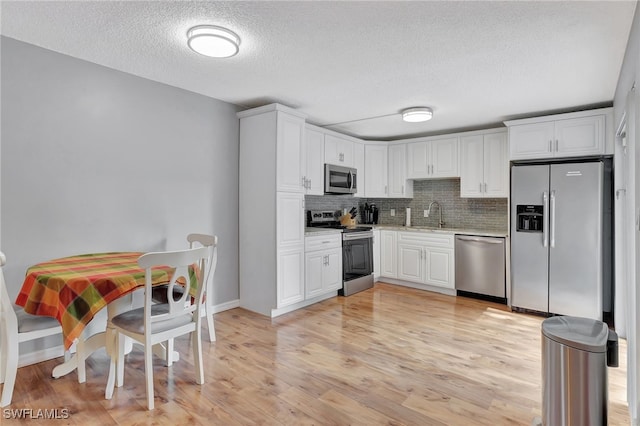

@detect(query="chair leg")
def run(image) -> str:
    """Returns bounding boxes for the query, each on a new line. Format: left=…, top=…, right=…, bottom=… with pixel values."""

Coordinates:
left=206, top=302, right=216, bottom=343
left=165, top=338, right=174, bottom=367
left=192, top=328, right=204, bottom=385
left=116, top=333, right=125, bottom=388
left=0, top=339, right=18, bottom=407
left=0, top=334, right=5, bottom=384
left=105, top=349, right=116, bottom=400
left=76, top=338, right=86, bottom=383
left=144, top=344, right=154, bottom=410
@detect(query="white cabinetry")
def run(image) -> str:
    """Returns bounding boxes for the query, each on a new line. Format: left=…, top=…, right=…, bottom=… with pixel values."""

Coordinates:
left=460, top=130, right=508, bottom=198
left=406, top=137, right=458, bottom=179
left=353, top=142, right=365, bottom=197
left=305, top=234, right=342, bottom=299
left=304, top=126, right=325, bottom=195
left=325, top=134, right=354, bottom=166
left=238, top=104, right=308, bottom=317
left=396, top=232, right=455, bottom=289
left=506, top=109, right=610, bottom=160
left=372, top=229, right=381, bottom=281
left=388, top=144, right=413, bottom=198
left=364, top=144, right=388, bottom=197
left=276, top=113, right=306, bottom=193
left=380, top=230, right=397, bottom=278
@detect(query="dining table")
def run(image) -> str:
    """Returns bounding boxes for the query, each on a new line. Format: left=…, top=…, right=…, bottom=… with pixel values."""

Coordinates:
left=15, top=251, right=193, bottom=383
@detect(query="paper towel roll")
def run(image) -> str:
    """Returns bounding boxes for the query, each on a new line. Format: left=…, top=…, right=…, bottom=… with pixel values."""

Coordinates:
left=406, top=207, right=411, bottom=227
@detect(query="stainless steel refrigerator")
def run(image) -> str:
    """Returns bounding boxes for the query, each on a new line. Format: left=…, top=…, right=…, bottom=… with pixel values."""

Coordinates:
left=510, top=161, right=612, bottom=321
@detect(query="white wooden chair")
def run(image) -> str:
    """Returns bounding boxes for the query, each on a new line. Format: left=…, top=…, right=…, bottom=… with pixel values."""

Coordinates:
left=152, top=233, right=218, bottom=342
left=187, top=234, right=218, bottom=343
left=0, top=251, right=62, bottom=407
left=105, top=246, right=209, bottom=410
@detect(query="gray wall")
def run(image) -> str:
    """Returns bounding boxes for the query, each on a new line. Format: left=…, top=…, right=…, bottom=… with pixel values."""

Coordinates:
left=612, top=2, right=640, bottom=423
left=306, top=178, right=508, bottom=231
left=1, top=37, right=239, bottom=308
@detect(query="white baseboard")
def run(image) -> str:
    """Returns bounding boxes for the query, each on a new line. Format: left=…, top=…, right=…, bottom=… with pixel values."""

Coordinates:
left=18, top=345, right=65, bottom=368
left=19, top=298, right=241, bottom=367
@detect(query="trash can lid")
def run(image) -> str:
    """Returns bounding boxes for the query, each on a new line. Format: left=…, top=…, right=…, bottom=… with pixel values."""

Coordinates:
left=541, top=316, right=609, bottom=353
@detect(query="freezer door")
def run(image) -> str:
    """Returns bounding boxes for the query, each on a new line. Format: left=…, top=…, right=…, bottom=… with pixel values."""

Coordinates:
left=511, top=165, right=550, bottom=312
left=548, top=162, right=603, bottom=320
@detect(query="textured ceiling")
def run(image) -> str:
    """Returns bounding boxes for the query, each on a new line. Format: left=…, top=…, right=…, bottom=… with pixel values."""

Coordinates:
left=1, top=1, right=636, bottom=140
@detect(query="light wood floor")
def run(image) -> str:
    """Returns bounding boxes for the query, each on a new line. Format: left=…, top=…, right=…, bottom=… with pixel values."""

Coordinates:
left=4, top=282, right=629, bottom=425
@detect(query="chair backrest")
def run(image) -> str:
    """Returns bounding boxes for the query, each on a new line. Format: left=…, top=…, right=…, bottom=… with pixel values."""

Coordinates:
left=186, top=234, right=218, bottom=294
left=139, top=247, right=209, bottom=326
left=0, top=252, right=19, bottom=338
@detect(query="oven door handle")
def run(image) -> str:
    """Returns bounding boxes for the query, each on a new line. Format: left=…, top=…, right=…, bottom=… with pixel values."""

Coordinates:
left=347, top=171, right=353, bottom=191
left=342, top=231, right=374, bottom=241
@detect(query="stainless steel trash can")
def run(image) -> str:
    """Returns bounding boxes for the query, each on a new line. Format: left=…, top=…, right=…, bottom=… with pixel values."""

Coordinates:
left=541, top=316, right=618, bottom=426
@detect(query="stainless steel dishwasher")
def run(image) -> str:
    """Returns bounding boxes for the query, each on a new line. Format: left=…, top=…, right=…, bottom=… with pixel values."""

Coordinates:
left=455, top=235, right=506, bottom=302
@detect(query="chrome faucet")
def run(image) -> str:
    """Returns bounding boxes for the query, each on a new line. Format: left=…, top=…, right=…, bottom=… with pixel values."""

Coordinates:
left=427, top=201, right=445, bottom=228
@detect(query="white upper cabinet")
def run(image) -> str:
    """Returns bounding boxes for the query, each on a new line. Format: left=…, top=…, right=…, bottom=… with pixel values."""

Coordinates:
left=276, top=112, right=306, bottom=193
left=353, top=142, right=365, bottom=197
left=364, top=144, right=389, bottom=197
left=304, top=126, right=325, bottom=195
left=324, top=134, right=354, bottom=167
left=506, top=109, right=610, bottom=160
left=406, top=137, right=458, bottom=179
left=460, top=130, right=508, bottom=198
left=388, top=144, right=412, bottom=198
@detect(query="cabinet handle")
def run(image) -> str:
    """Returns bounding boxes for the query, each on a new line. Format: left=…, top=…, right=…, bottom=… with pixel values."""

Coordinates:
left=479, top=183, right=482, bottom=192
left=484, top=182, right=487, bottom=193
left=549, top=140, right=552, bottom=152
left=385, top=185, right=388, bottom=194
left=301, top=176, right=306, bottom=188
left=402, top=185, right=404, bottom=194
left=307, top=178, right=311, bottom=189
left=555, top=139, right=559, bottom=152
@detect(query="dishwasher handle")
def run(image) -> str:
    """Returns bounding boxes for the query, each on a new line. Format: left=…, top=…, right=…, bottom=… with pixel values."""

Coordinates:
left=456, top=236, right=503, bottom=244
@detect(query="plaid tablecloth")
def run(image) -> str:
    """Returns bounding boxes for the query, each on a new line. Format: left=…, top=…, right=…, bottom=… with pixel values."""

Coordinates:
left=15, top=252, right=195, bottom=349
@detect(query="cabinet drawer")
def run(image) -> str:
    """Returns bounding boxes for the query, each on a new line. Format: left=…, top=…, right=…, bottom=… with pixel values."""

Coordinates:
left=397, top=231, right=454, bottom=248
left=305, top=234, right=342, bottom=251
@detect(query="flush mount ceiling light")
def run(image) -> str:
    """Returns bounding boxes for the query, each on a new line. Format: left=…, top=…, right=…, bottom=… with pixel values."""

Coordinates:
left=402, top=107, right=433, bottom=123
left=187, top=25, right=240, bottom=58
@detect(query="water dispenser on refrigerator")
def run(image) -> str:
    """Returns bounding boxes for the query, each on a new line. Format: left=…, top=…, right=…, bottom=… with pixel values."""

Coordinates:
left=516, top=205, right=543, bottom=232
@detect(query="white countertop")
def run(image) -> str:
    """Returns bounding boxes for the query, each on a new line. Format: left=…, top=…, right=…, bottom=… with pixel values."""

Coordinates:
left=304, top=228, right=343, bottom=236
left=371, top=225, right=508, bottom=238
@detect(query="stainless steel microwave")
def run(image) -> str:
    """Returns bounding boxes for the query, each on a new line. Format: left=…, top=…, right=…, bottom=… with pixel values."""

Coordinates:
left=325, top=164, right=357, bottom=194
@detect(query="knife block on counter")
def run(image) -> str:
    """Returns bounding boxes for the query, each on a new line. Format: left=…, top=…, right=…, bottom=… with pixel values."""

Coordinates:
left=340, top=214, right=356, bottom=226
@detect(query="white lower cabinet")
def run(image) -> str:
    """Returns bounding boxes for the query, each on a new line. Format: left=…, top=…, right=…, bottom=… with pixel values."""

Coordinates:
left=305, top=234, right=343, bottom=299
left=380, top=230, right=397, bottom=278
left=372, top=229, right=381, bottom=281
left=386, top=231, right=455, bottom=291
left=277, top=247, right=305, bottom=308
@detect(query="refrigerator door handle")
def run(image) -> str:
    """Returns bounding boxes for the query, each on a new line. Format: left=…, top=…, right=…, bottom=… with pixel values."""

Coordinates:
left=543, top=191, right=549, bottom=248
left=550, top=190, right=556, bottom=248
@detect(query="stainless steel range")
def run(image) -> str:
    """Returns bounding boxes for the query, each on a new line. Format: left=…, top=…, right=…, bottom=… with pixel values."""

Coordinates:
left=307, top=210, right=374, bottom=296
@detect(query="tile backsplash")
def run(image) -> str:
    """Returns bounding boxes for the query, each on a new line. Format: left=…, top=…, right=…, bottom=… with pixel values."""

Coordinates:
left=306, top=178, right=508, bottom=231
